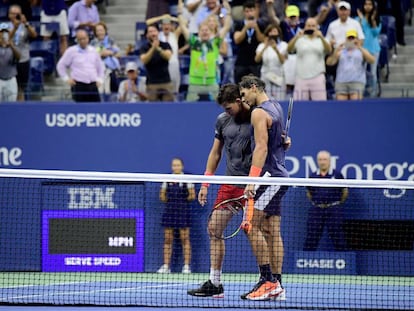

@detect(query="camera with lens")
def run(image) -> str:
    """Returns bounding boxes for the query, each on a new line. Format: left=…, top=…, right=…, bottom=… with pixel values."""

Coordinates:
left=344, top=41, right=355, bottom=49
left=2, top=31, right=9, bottom=42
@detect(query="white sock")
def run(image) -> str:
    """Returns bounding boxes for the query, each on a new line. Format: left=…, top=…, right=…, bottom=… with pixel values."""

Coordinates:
left=209, top=269, right=222, bottom=287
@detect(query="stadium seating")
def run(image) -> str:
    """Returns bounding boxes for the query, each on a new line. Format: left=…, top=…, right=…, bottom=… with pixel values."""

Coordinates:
left=135, top=21, right=147, bottom=50
left=31, top=5, right=41, bottom=21
left=380, top=15, right=397, bottom=55
left=26, top=56, right=44, bottom=100
left=29, top=40, right=58, bottom=75
left=0, top=5, right=8, bottom=22
left=402, top=0, right=412, bottom=26
left=119, top=55, right=146, bottom=77
left=178, top=54, right=190, bottom=101
left=378, top=33, right=390, bottom=83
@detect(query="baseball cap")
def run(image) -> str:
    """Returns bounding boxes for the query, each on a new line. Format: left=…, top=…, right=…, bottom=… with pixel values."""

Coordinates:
left=0, top=23, right=9, bottom=31
left=285, top=5, right=300, bottom=18
left=125, top=61, right=138, bottom=73
left=346, top=29, right=358, bottom=38
left=337, top=1, right=351, bottom=10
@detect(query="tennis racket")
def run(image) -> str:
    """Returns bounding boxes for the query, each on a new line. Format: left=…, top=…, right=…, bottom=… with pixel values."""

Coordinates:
left=212, top=195, right=252, bottom=240
left=284, top=97, right=294, bottom=140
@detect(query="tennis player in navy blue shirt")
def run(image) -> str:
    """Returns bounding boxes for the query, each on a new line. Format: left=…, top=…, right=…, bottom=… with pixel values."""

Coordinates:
left=303, top=150, right=349, bottom=251
left=240, top=74, right=289, bottom=301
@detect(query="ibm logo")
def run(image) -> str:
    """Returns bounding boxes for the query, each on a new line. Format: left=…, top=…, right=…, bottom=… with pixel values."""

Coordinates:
left=68, top=187, right=117, bottom=209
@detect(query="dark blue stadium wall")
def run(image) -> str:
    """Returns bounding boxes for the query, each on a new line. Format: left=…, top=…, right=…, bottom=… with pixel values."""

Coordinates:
left=0, top=99, right=413, bottom=275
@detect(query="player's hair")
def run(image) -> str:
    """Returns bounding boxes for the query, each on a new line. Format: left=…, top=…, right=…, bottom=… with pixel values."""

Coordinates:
left=216, top=83, right=241, bottom=105
left=239, top=74, right=266, bottom=92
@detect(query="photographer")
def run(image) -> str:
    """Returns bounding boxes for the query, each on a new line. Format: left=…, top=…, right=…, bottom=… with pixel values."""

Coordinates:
left=0, top=22, right=21, bottom=102
left=233, top=0, right=265, bottom=83
left=7, top=4, right=37, bottom=101
left=326, top=29, right=375, bottom=100
left=287, top=17, right=331, bottom=101
left=255, top=23, right=287, bottom=99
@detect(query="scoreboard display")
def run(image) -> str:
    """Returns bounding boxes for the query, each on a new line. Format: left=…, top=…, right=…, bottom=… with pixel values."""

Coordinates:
left=42, top=210, right=144, bottom=272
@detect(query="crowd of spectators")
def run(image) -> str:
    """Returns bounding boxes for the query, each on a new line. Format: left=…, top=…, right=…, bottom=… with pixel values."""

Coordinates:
left=138, top=0, right=411, bottom=102
left=0, top=0, right=411, bottom=102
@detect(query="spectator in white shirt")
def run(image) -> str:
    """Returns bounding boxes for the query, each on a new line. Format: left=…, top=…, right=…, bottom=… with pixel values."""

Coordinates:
left=287, top=17, right=332, bottom=101
left=325, top=1, right=364, bottom=48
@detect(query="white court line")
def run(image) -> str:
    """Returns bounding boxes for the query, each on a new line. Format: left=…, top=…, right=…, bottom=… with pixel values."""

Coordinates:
left=1, top=281, right=90, bottom=289
left=1, top=283, right=186, bottom=300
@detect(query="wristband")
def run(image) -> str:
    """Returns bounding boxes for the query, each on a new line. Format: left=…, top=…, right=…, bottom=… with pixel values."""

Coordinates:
left=202, top=171, right=213, bottom=188
left=249, top=165, right=261, bottom=177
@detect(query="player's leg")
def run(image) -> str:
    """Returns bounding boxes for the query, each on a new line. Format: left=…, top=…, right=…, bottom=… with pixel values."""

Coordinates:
left=188, top=185, right=244, bottom=297
left=263, top=215, right=286, bottom=301
left=265, top=186, right=288, bottom=282
left=243, top=185, right=287, bottom=301
left=243, top=210, right=279, bottom=301
left=264, top=215, right=283, bottom=275
left=157, top=228, right=173, bottom=273
left=246, top=209, right=270, bottom=266
left=179, top=227, right=192, bottom=273
left=186, top=209, right=232, bottom=297
left=208, top=208, right=234, bottom=270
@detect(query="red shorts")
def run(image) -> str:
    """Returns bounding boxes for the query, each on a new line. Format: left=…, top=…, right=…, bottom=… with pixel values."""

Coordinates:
left=213, top=184, right=246, bottom=210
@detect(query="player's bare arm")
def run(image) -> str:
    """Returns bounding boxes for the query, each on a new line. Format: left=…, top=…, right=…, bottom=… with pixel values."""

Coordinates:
left=245, top=109, right=269, bottom=197
left=199, top=138, right=223, bottom=206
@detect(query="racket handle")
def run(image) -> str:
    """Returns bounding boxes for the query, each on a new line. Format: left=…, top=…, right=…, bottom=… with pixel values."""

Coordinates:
left=241, top=220, right=252, bottom=233
left=241, top=198, right=254, bottom=233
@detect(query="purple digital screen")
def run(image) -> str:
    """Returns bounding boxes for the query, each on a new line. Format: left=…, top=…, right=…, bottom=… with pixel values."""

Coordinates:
left=42, top=210, right=144, bottom=272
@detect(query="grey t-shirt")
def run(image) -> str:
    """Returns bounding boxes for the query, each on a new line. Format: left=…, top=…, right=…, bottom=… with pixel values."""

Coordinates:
left=215, top=112, right=252, bottom=177
left=0, top=46, right=17, bottom=79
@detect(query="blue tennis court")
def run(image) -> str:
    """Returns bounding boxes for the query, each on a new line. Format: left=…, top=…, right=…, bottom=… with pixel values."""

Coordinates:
left=1, top=273, right=413, bottom=310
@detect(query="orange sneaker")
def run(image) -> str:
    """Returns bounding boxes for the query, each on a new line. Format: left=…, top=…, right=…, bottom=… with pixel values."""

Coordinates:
left=246, top=280, right=283, bottom=301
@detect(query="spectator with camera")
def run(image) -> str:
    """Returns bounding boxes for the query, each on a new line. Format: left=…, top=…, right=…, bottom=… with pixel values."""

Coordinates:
left=326, top=28, right=375, bottom=100
left=7, top=4, right=37, bottom=101
left=287, top=17, right=331, bottom=101
left=325, top=1, right=364, bottom=49
left=0, top=22, right=21, bottom=102
left=233, top=0, right=266, bottom=83
left=280, top=5, right=302, bottom=98
left=255, top=23, right=287, bottom=99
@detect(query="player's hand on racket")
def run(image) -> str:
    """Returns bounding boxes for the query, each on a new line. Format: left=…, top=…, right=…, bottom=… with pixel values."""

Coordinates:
left=241, top=198, right=254, bottom=234
left=244, top=184, right=256, bottom=199
left=282, top=134, right=291, bottom=150
left=198, top=186, right=208, bottom=206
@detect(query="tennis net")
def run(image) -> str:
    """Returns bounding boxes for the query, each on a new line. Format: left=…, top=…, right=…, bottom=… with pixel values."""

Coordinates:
left=0, top=168, right=413, bottom=309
